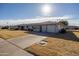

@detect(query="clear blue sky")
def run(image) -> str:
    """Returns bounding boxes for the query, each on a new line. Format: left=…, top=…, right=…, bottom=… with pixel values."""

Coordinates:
left=0, top=3, right=79, bottom=19
left=0, top=3, right=79, bottom=26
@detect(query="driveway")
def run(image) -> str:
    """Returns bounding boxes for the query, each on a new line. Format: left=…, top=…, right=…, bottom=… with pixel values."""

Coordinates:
left=0, top=38, right=33, bottom=56
left=7, top=34, right=47, bottom=49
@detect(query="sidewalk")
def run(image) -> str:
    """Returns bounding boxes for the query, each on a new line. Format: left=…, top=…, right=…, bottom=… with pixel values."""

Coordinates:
left=0, top=38, right=33, bottom=56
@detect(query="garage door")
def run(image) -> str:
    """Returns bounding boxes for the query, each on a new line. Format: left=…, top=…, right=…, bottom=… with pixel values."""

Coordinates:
left=42, top=25, right=47, bottom=32
left=47, top=25, right=57, bottom=33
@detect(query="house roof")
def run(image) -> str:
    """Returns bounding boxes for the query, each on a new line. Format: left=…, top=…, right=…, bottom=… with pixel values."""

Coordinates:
left=26, top=21, right=59, bottom=26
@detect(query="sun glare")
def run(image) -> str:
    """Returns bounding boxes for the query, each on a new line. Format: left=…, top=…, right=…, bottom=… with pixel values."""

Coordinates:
left=41, top=4, right=52, bottom=16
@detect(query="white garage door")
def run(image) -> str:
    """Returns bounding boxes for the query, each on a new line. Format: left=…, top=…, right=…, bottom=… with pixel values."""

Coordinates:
left=47, top=25, right=57, bottom=33
left=42, top=25, right=47, bottom=32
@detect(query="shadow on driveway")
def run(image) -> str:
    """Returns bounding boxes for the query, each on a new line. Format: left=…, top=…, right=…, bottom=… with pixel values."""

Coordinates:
left=24, top=31, right=79, bottom=42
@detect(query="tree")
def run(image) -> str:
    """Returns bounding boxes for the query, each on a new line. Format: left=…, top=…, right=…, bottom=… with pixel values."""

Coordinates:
left=59, top=20, right=68, bottom=26
left=58, top=20, right=68, bottom=33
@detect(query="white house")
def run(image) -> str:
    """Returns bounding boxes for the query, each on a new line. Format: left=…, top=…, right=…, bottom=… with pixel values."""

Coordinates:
left=21, top=21, right=65, bottom=33
left=0, top=21, right=65, bottom=33
left=0, top=17, right=67, bottom=33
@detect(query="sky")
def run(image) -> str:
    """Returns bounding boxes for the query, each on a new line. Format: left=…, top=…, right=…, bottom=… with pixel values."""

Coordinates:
left=0, top=3, right=79, bottom=26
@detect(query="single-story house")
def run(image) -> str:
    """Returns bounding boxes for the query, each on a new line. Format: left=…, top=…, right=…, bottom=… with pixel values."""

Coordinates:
left=1, top=20, right=66, bottom=33
left=19, top=21, right=65, bottom=33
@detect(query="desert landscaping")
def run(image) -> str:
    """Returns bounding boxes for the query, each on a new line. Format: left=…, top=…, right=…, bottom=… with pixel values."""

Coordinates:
left=25, top=31, right=79, bottom=56
left=0, top=29, right=79, bottom=56
left=0, top=29, right=27, bottom=39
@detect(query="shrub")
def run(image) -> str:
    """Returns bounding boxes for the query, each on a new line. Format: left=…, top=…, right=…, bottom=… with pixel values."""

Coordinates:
left=59, top=28, right=66, bottom=33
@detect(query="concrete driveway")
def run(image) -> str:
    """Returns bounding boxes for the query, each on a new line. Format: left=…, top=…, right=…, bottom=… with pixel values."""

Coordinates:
left=7, top=34, right=47, bottom=49
left=0, top=33, right=47, bottom=56
left=0, top=38, right=33, bottom=56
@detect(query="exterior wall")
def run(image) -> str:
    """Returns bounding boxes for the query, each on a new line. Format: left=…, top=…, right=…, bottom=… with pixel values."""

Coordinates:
left=33, top=25, right=40, bottom=32
left=28, top=25, right=33, bottom=29
left=24, top=25, right=27, bottom=30
left=8, top=26, right=18, bottom=29
left=10, top=23, right=60, bottom=33
left=7, top=24, right=60, bottom=33
left=25, top=24, right=60, bottom=33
